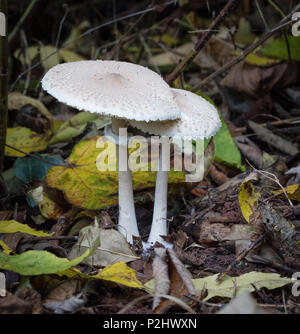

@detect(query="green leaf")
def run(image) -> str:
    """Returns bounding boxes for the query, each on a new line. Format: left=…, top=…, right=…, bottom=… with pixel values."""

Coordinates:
left=214, top=119, right=244, bottom=171
left=49, top=111, right=108, bottom=145
left=195, top=91, right=244, bottom=171
left=0, top=220, right=53, bottom=237
left=261, top=35, right=300, bottom=62
left=245, top=52, right=281, bottom=67
left=0, top=222, right=100, bottom=275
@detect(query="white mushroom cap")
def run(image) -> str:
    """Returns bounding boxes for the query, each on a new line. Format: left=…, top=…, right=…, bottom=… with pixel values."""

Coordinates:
left=42, top=60, right=181, bottom=122
left=129, top=88, right=222, bottom=140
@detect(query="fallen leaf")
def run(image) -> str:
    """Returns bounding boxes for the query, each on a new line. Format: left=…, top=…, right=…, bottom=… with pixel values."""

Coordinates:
left=8, top=92, right=53, bottom=124
left=69, top=227, right=137, bottom=266
left=46, top=136, right=185, bottom=210
left=192, top=272, right=292, bottom=301
left=0, top=240, right=13, bottom=254
left=238, top=181, right=261, bottom=223
left=43, top=279, right=81, bottom=303
left=96, top=261, right=143, bottom=289
left=151, top=248, right=196, bottom=313
left=221, top=61, right=300, bottom=98
left=0, top=220, right=53, bottom=237
left=58, top=262, right=143, bottom=289
left=272, top=184, right=300, bottom=201
left=5, top=127, right=50, bottom=157
left=14, top=45, right=85, bottom=71
left=0, top=222, right=100, bottom=275
left=196, top=92, right=243, bottom=171
left=40, top=192, right=65, bottom=220
left=49, top=111, right=109, bottom=145
left=261, top=35, right=300, bottom=62
left=213, top=119, right=244, bottom=171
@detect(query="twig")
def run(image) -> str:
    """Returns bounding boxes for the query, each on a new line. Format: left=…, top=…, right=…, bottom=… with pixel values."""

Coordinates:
left=20, top=235, right=78, bottom=243
left=255, top=0, right=269, bottom=31
left=165, top=0, right=240, bottom=84
left=55, top=4, right=69, bottom=49
left=217, top=233, right=266, bottom=282
left=282, top=289, right=288, bottom=314
left=117, top=293, right=196, bottom=314
left=192, top=3, right=300, bottom=90
left=233, top=116, right=300, bottom=133
left=248, top=120, right=299, bottom=156
left=20, top=30, right=31, bottom=96
left=268, top=0, right=285, bottom=18
left=97, top=246, right=140, bottom=260
left=139, top=34, right=161, bottom=74
left=184, top=294, right=224, bottom=308
left=8, top=0, right=40, bottom=43
left=5, top=144, right=65, bottom=167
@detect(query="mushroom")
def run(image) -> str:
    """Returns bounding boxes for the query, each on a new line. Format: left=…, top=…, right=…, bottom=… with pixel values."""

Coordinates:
left=129, top=88, right=222, bottom=249
left=42, top=60, right=181, bottom=243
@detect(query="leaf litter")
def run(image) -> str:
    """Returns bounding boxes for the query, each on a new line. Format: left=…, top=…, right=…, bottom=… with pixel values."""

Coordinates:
left=1, top=0, right=300, bottom=315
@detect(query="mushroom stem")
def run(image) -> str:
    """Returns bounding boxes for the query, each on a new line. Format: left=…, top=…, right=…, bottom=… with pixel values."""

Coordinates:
left=146, top=145, right=172, bottom=248
left=111, top=117, right=140, bottom=243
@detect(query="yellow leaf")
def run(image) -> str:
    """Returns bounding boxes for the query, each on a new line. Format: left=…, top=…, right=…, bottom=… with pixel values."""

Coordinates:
left=8, top=92, right=53, bottom=122
left=14, top=45, right=86, bottom=71
left=245, top=52, right=281, bottom=67
left=0, top=220, right=54, bottom=237
left=58, top=262, right=143, bottom=289
left=59, top=49, right=86, bottom=63
left=95, top=262, right=144, bottom=289
left=238, top=181, right=261, bottom=222
left=272, top=184, right=300, bottom=201
left=14, top=45, right=59, bottom=70
left=153, top=35, right=179, bottom=46
left=5, top=127, right=50, bottom=157
left=46, top=136, right=185, bottom=210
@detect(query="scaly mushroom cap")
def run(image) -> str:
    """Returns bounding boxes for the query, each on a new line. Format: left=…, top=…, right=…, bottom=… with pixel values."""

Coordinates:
left=42, top=60, right=181, bottom=122
left=129, top=88, right=222, bottom=139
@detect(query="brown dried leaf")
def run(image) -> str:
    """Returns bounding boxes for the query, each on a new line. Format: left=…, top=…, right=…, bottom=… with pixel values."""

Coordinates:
left=221, top=62, right=300, bottom=98
left=153, top=248, right=196, bottom=313
left=43, top=279, right=82, bottom=304
left=152, top=248, right=170, bottom=310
